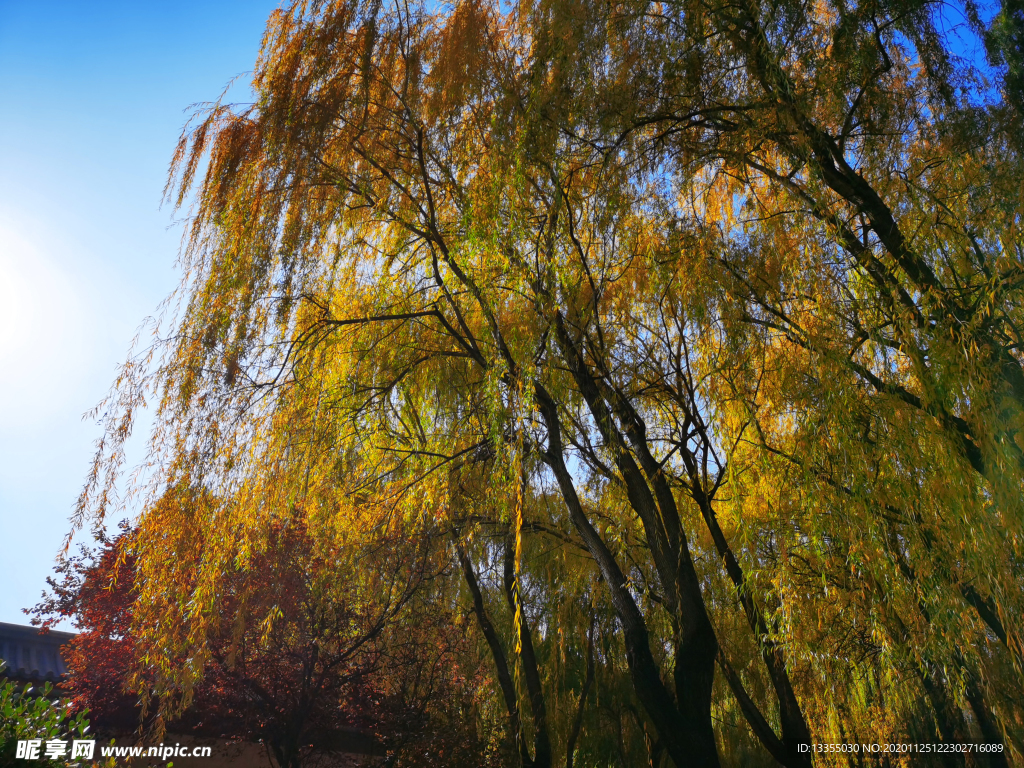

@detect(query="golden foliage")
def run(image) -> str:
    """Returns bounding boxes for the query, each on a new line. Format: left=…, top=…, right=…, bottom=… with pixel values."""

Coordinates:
left=76, top=0, right=1024, bottom=765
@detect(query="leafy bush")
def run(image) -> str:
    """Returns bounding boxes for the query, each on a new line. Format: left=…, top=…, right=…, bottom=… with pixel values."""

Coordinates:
left=0, top=665, right=91, bottom=768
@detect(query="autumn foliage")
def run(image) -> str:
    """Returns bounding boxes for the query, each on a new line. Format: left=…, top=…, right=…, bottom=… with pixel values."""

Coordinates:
left=35, top=515, right=489, bottom=767
left=32, top=523, right=141, bottom=735
left=67, top=0, right=1024, bottom=766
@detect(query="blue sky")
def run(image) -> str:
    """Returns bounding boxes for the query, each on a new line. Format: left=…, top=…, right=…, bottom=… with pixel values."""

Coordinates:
left=0, top=1, right=280, bottom=628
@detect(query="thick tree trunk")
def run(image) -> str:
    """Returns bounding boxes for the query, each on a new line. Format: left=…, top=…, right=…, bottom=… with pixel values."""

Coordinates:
left=689, top=484, right=812, bottom=768
left=918, top=664, right=974, bottom=768
left=535, top=381, right=720, bottom=768
left=456, top=542, right=535, bottom=768
left=550, top=317, right=721, bottom=761
left=503, top=533, right=552, bottom=768
left=958, top=658, right=1010, bottom=768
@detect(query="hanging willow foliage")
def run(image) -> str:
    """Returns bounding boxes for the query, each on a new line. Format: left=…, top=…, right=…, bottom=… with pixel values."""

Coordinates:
left=75, top=0, right=1023, bottom=766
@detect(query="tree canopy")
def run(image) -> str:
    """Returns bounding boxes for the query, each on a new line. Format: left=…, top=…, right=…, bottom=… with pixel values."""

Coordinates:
left=34, top=519, right=482, bottom=768
left=76, top=0, right=1024, bottom=765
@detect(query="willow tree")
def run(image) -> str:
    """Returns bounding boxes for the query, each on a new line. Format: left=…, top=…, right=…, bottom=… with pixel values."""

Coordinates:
left=76, top=0, right=1023, bottom=766
left=578, top=0, right=1024, bottom=758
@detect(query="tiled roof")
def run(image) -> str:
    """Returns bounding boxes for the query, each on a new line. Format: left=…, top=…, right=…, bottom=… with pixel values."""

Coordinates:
left=0, top=622, right=76, bottom=684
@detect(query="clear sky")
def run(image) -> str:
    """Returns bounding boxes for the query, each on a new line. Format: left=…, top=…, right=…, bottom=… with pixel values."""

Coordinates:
left=0, top=1, right=281, bottom=628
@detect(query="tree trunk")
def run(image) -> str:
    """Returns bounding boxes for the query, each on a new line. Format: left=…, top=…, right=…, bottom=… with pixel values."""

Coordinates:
left=535, top=381, right=720, bottom=768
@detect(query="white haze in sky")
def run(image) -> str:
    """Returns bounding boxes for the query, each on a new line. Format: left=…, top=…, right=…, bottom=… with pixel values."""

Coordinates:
left=0, top=0, right=279, bottom=629
left=0, top=217, right=98, bottom=426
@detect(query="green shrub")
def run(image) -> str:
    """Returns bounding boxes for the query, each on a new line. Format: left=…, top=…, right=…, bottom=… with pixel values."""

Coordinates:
left=0, top=663, right=91, bottom=768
